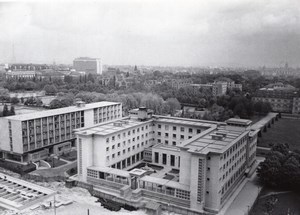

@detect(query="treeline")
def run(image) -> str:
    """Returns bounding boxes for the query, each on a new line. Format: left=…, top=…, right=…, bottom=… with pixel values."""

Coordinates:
left=49, top=91, right=181, bottom=116
left=257, top=143, right=300, bottom=191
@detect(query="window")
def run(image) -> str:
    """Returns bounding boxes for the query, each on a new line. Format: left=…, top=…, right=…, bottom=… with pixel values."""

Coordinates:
left=158, top=124, right=161, bottom=129
left=180, top=127, right=184, bottom=132
left=112, top=145, right=115, bottom=150
left=155, top=152, right=159, bottom=163
left=162, top=153, right=167, bottom=165
left=180, top=135, right=184, bottom=139
left=112, top=154, right=115, bottom=158
left=172, top=141, right=176, bottom=146
left=170, top=155, right=175, bottom=166
left=189, top=128, right=193, bottom=133
left=117, top=143, right=120, bottom=148
left=106, top=138, right=109, bottom=143
left=173, top=134, right=176, bottom=138
left=173, top=126, right=177, bottom=131
left=165, top=133, right=169, bottom=137
left=158, top=132, right=161, bottom=136
left=106, top=147, right=109, bottom=152
left=197, top=129, right=201, bottom=134
left=112, top=136, right=115, bottom=141
left=165, top=140, right=169, bottom=144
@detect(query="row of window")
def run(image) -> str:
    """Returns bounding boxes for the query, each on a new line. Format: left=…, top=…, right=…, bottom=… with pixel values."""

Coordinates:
left=110, top=152, right=144, bottom=169
left=106, top=141, right=149, bottom=161
left=156, top=124, right=201, bottom=134
left=106, top=125, right=150, bottom=143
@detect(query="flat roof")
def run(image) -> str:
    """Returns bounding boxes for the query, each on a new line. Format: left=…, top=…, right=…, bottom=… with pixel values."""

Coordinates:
left=5, top=101, right=120, bottom=121
left=76, top=115, right=221, bottom=137
left=88, top=166, right=130, bottom=178
left=179, top=125, right=248, bottom=155
left=153, top=115, right=222, bottom=127
left=140, top=175, right=189, bottom=191
left=76, top=118, right=148, bottom=136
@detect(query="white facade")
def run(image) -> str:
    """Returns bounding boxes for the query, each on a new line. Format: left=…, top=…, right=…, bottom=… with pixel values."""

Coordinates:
left=75, top=110, right=259, bottom=214
left=0, top=101, right=122, bottom=162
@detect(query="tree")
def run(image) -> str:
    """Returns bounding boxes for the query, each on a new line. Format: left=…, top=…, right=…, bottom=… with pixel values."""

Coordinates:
left=257, top=143, right=300, bottom=190
left=162, top=98, right=181, bottom=116
left=2, top=104, right=9, bottom=116
left=0, top=88, right=10, bottom=103
left=10, top=106, right=15, bottom=116
left=10, top=97, right=20, bottom=105
left=43, top=84, right=57, bottom=95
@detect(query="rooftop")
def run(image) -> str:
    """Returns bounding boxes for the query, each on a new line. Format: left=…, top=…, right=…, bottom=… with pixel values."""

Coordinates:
left=178, top=125, right=249, bottom=155
left=76, top=115, right=221, bottom=137
left=5, top=101, right=120, bottom=121
left=76, top=117, right=148, bottom=136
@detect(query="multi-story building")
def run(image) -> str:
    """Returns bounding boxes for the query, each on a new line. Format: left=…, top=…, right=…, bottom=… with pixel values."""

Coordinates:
left=74, top=107, right=258, bottom=214
left=73, top=57, right=102, bottom=75
left=190, top=82, right=227, bottom=97
left=0, top=101, right=122, bottom=163
left=252, top=82, right=300, bottom=113
left=5, top=71, right=37, bottom=80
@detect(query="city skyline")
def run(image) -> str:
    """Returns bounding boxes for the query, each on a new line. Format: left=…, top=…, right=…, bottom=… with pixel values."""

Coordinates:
left=0, top=0, right=300, bottom=67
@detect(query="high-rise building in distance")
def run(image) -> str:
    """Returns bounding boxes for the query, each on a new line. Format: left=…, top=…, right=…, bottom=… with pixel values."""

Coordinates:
left=73, top=57, right=102, bottom=75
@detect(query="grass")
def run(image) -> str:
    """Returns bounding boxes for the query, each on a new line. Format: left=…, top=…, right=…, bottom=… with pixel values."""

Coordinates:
left=251, top=192, right=300, bottom=215
left=45, top=158, right=67, bottom=168
left=258, top=118, right=300, bottom=150
left=0, top=159, right=36, bottom=175
left=60, top=150, right=77, bottom=161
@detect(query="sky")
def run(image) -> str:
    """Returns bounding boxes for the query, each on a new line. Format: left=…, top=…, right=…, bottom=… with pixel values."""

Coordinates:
left=0, top=0, right=300, bottom=67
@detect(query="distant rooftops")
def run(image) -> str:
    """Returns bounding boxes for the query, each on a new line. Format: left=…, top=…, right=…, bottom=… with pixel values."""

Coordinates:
left=5, top=101, right=120, bottom=121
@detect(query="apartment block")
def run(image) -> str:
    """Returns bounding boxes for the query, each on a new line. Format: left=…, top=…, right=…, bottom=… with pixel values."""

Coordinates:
left=0, top=101, right=122, bottom=163
left=74, top=108, right=258, bottom=214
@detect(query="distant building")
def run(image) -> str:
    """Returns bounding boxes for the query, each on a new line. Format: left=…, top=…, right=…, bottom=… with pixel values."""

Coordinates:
left=8, top=64, right=50, bottom=71
left=74, top=107, right=258, bottom=214
left=190, top=82, right=227, bottom=97
left=5, top=70, right=36, bottom=80
left=0, top=101, right=122, bottom=163
left=252, top=82, right=300, bottom=113
left=73, top=57, right=102, bottom=75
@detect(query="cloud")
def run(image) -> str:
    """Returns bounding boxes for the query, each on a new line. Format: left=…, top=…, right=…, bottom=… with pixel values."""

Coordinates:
left=0, top=0, right=299, bottom=66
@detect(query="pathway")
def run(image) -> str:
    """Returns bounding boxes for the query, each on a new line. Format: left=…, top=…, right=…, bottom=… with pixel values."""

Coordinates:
left=31, top=161, right=77, bottom=177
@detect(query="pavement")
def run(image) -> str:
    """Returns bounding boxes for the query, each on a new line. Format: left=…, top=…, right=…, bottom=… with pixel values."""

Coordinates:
left=219, top=158, right=264, bottom=215
left=32, top=160, right=77, bottom=177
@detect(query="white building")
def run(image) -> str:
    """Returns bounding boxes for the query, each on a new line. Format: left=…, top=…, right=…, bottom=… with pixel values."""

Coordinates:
left=74, top=108, right=258, bottom=214
left=73, top=57, right=102, bottom=75
left=0, top=101, right=122, bottom=162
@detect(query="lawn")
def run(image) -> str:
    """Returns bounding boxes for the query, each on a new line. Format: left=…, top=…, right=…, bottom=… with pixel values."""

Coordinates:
left=258, top=118, right=300, bottom=150
left=60, top=150, right=77, bottom=161
left=45, top=158, right=67, bottom=168
left=251, top=192, right=300, bottom=215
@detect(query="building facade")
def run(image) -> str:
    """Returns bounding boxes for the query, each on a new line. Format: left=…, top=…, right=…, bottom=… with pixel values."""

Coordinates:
left=73, top=57, right=102, bottom=75
left=75, top=108, right=258, bottom=214
left=252, top=82, right=300, bottom=113
left=0, top=101, right=122, bottom=163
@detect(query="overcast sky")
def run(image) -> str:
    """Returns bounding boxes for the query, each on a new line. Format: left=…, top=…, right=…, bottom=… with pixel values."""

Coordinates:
left=0, top=0, right=300, bottom=67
